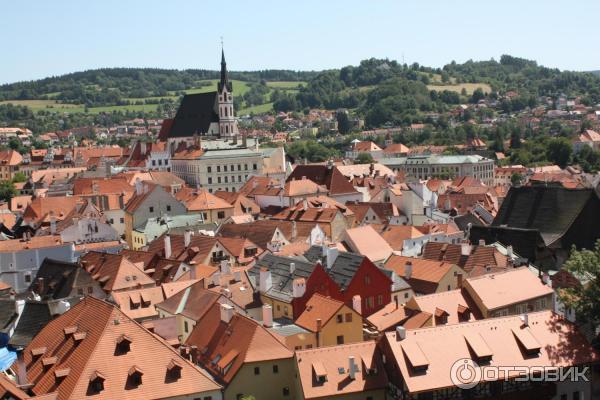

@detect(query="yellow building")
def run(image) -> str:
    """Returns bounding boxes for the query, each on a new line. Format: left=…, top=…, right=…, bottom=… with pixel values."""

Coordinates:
left=295, top=293, right=363, bottom=347
left=0, top=150, right=22, bottom=181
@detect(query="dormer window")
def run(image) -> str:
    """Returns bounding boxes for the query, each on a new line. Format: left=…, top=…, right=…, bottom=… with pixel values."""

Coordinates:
left=167, top=359, right=183, bottom=381
left=127, top=366, right=143, bottom=388
left=88, top=371, right=105, bottom=394
left=116, top=334, right=132, bottom=355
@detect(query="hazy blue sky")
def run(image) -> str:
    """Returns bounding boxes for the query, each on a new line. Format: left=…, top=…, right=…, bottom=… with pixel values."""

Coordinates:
left=2, top=0, right=599, bottom=84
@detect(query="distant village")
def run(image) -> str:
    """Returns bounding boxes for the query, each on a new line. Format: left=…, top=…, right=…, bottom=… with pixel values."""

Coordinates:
left=1, top=52, right=600, bottom=400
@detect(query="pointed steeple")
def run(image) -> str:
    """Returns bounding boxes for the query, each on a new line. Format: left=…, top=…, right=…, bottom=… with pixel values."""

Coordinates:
left=218, top=44, right=231, bottom=93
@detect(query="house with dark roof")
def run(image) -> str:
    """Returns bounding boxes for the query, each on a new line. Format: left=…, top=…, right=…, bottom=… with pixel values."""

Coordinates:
left=30, top=258, right=105, bottom=301
left=473, top=186, right=600, bottom=268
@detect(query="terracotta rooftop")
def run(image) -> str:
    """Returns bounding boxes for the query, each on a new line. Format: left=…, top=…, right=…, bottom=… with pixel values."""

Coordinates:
left=185, top=303, right=293, bottom=384
left=295, top=341, right=388, bottom=399
left=384, top=255, right=458, bottom=294
left=379, top=225, right=425, bottom=251
left=343, top=225, right=393, bottom=262
left=367, top=302, right=431, bottom=332
left=0, top=235, right=65, bottom=252
left=80, top=252, right=155, bottom=293
left=406, top=288, right=483, bottom=326
left=463, top=267, right=554, bottom=311
left=295, top=293, right=348, bottom=332
left=422, top=242, right=508, bottom=277
left=287, top=165, right=358, bottom=196
left=384, top=310, right=599, bottom=394
left=23, top=297, right=221, bottom=399
left=175, top=187, right=233, bottom=211
left=218, top=220, right=294, bottom=249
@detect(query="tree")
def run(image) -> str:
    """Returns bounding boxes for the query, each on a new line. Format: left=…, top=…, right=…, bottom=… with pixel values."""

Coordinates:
left=510, top=173, right=523, bottom=186
left=355, top=152, right=374, bottom=164
left=336, top=111, right=351, bottom=135
left=560, top=240, right=600, bottom=343
left=546, top=137, right=572, bottom=168
left=12, top=172, right=26, bottom=183
left=0, top=181, right=16, bottom=202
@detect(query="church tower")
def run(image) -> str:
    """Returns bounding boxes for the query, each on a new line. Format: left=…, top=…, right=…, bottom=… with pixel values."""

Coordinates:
left=217, top=48, right=237, bottom=137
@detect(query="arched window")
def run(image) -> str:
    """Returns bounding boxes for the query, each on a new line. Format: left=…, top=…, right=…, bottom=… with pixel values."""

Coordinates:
left=225, top=125, right=229, bottom=134
left=225, top=107, right=228, bottom=117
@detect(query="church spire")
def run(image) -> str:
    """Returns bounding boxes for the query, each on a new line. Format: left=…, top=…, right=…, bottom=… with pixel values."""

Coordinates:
left=218, top=40, right=231, bottom=93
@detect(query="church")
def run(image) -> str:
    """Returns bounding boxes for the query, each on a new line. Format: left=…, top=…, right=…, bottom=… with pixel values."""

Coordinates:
left=164, top=49, right=239, bottom=149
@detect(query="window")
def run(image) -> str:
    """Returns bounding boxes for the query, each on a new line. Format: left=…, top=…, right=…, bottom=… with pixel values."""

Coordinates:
left=207, top=166, right=212, bottom=173
left=149, top=206, right=154, bottom=213
left=272, top=365, right=279, bottom=374
left=254, top=366, right=260, bottom=375
left=217, top=211, right=225, bottom=219
left=184, top=321, right=189, bottom=333
left=208, top=177, right=212, bottom=184
left=120, top=218, right=124, bottom=223
left=336, top=335, right=344, bottom=345
left=24, top=274, right=32, bottom=283
left=244, top=164, right=248, bottom=170
left=218, top=177, right=221, bottom=184
left=345, top=313, right=352, bottom=322
left=447, top=285, right=451, bottom=291
left=364, top=275, right=371, bottom=285
left=238, top=164, right=241, bottom=171
left=573, top=392, right=580, bottom=400
left=366, top=297, right=374, bottom=309
left=404, top=292, right=409, bottom=299
left=166, top=205, right=171, bottom=212
left=224, top=176, right=228, bottom=183
left=336, top=314, right=343, bottom=323
left=377, top=295, right=383, bottom=306
left=253, top=163, right=257, bottom=170
left=88, top=286, right=93, bottom=294
left=152, top=160, right=156, bottom=166
left=224, top=165, right=228, bottom=172
left=283, top=387, right=290, bottom=396
left=560, top=395, right=567, bottom=400
left=109, top=218, right=114, bottom=224
left=77, top=288, right=84, bottom=295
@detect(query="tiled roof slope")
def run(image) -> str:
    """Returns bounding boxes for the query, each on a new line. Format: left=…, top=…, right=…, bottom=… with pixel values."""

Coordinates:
left=23, top=297, right=221, bottom=399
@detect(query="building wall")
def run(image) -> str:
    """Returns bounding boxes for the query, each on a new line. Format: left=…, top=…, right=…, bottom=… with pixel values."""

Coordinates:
left=0, top=243, right=75, bottom=293
left=318, top=305, right=363, bottom=347
left=224, top=359, right=296, bottom=400
left=260, top=294, right=294, bottom=320
left=278, top=331, right=317, bottom=352
left=105, top=209, right=126, bottom=237
left=344, top=261, right=391, bottom=317
left=60, top=218, right=119, bottom=244
left=485, top=293, right=554, bottom=318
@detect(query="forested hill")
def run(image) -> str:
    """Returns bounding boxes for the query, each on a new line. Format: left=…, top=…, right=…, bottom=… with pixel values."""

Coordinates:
left=0, top=68, right=316, bottom=103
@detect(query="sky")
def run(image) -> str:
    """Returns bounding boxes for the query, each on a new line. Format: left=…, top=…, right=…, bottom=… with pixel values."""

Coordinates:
left=2, top=0, right=600, bottom=84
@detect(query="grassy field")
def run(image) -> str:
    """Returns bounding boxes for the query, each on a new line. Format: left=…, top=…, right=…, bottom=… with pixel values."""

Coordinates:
left=427, top=82, right=492, bottom=95
left=1, top=80, right=307, bottom=116
left=239, top=102, right=274, bottom=115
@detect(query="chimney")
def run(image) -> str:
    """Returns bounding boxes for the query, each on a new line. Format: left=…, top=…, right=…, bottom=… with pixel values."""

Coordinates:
left=289, top=262, right=295, bottom=275
left=233, top=270, right=242, bottom=282
left=164, top=235, right=172, bottom=259
left=292, top=278, right=306, bottom=298
left=220, top=303, right=234, bottom=324
left=460, top=241, right=471, bottom=256
left=521, top=313, right=529, bottom=326
left=478, top=239, right=485, bottom=246
left=348, top=356, right=358, bottom=380
left=259, top=268, right=272, bottom=293
left=190, top=345, right=199, bottom=364
left=302, top=199, right=308, bottom=211
left=15, top=299, right=25, bottom=316
left=184, top=230, right=192, bottom=247
left=220, top=260, right=231, bottom=275
left=352, top=295, right=362, bottom=315
left=457, top=272, right=463, bottom=289
left=326, top=244, right=339, bottom=270
left=50, top=213, right=57, bottom=235
left=507, top=245, right=513, bottom=259
left=211, top=272, right=221, bottom=287
left=396, top=326, right=406, bottom=340
left=37, top=277, right=45, bottom=294
left=135, top=178, right=143, bottom=195
left=262, top=304, right=273, bottom=328
left=404, top=261, right=413, bottom=280
left=316, top=318, right=322, bottom=332
left=140, top=141, right=147, bottom=156
left=291, top=221, right=297, bottom=240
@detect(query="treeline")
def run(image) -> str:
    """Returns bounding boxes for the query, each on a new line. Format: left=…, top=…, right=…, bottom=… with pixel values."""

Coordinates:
left=0, top=68, right=317, bottom=105
left=273, top=56, right=600, bottom=127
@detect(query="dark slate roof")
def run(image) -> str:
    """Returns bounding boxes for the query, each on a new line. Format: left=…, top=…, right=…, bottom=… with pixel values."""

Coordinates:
left=250, top=253, right=315, bottom=302
left=32, top=258, right=94, bottom=300
left=8, top=302, right=52, bottom=348
left=493, top=186, right=600, bottom=247
left=169, top=92, right=219, bottom=138
left=304, top=245, right=367, bottom=290
left=468, top=225, right=544, bottom=263
left=454, top=213, right=485, bottom=232
left=0, top=300, right=17, bottom=336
